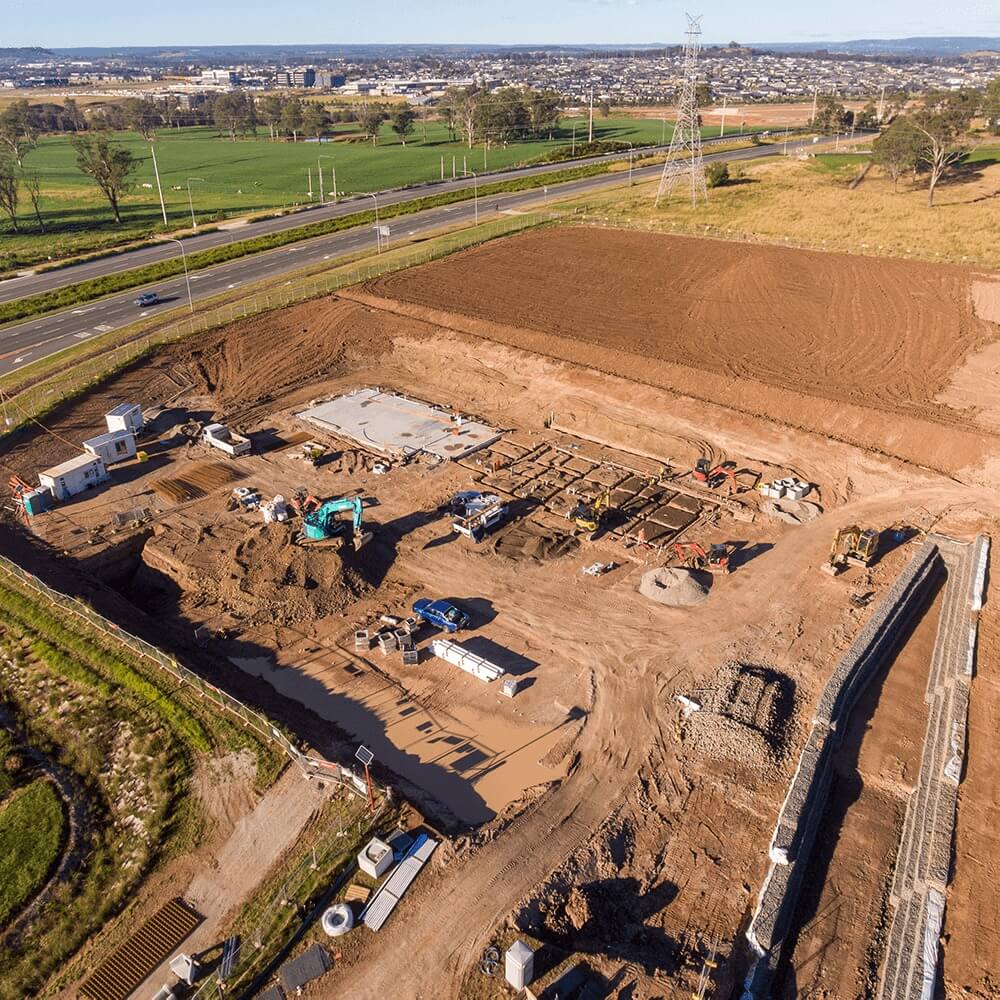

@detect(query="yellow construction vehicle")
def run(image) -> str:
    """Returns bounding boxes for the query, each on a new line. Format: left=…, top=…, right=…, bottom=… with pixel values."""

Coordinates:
left=821, top=525, right=879, bottom=576
left=568, top=489, right=612, bottom=538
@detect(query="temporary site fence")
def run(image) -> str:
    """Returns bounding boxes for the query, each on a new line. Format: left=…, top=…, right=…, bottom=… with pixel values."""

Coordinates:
left=0, top=210, right=553, bottom=435
left=0, top=551, right=374, bottom=793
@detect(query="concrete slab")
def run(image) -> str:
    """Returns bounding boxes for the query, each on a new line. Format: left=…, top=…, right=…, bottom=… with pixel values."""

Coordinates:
left=297, top=389, right=500, bottom=461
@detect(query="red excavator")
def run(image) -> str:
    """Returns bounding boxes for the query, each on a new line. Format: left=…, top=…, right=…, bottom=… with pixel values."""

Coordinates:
left=670, top=541, right=733, bottom=574
left=692, top=459, right=761, bottom=495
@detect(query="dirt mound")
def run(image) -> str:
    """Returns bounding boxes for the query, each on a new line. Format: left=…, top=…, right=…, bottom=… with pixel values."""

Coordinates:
left=680, top=662, right=796, bottom=772
left=175, top=296, right=418, bottom=412
left=638, top=567, right=710, bottom=607
left=218, top=523, right=369, bottom=625
left=494, top=523, right=579, bottom=562
left=761, top=498, right=823, bottom=524
left=143, top=521, right=369, bottom=626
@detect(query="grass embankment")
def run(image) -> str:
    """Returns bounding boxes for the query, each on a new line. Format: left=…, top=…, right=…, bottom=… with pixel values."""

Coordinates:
left=0, top=572, right=284, bottom=998
left=0, top=780, right=64, bottom=927
left=567, top=146, right=1000, bottom=268
left=0, top=116, right=726, bottom=270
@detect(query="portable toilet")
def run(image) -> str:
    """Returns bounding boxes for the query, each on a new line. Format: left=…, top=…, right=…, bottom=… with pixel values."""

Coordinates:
left=38, top=454, right=109, bottom=502
left=105, top=402, right=144, bottom=436
left=22, top=487, right=52, bottom=517
left=505, top=940, right=535, bottom=990
left=83, top=429, right=137, bottom=466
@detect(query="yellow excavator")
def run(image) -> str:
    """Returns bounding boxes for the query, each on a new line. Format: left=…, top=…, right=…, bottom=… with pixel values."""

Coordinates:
left=821, top=525, right=879, bottom=576
left=569, top=489, right=613, bottom=538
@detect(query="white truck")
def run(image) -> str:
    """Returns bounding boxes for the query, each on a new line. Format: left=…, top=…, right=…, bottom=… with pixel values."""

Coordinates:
left=202, top=423, right=251, bottom=457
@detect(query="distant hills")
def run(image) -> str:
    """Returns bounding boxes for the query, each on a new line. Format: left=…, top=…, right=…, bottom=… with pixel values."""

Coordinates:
left=1, top=38, right=998, bottom=64
left=756, top=37, right=1000, bottom=56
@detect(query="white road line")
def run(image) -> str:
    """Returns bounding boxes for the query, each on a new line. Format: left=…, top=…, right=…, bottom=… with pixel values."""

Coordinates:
left=73, top=332, right=93, bottom=339
left=95, top=324, right=113, bottom=332
left=13, top=353, right=32, bottom=363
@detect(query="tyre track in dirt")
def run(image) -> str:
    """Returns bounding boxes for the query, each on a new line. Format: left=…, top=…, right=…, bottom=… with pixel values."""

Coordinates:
left=329, top=651, right=648, bottom=1000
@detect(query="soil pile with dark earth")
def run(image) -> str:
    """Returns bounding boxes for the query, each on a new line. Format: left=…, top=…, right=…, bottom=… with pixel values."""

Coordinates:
left=493, top=523, right=579, bottom=562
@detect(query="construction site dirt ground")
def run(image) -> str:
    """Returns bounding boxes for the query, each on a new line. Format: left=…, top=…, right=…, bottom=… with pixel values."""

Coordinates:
left=2, top=226, right=1000, bottom=999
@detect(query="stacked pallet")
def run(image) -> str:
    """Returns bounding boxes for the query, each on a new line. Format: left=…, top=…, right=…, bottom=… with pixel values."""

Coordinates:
left=877, top=535, right=989, bottom=1000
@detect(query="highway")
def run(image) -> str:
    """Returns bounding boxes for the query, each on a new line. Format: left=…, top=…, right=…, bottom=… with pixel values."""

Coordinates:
left=0, top=135, right=838, bottom=378
left=0, top=137, right=758, bottom=305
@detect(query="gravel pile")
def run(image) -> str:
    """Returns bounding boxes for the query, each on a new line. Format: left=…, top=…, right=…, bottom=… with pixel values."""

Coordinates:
left=638, top=567, right=710, bottom=607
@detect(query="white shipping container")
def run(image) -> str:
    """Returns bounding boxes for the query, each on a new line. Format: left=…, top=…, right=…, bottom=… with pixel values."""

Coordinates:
left=38, top=454, right=109, bottom=501
left=83, top=429, right=136, bottom=466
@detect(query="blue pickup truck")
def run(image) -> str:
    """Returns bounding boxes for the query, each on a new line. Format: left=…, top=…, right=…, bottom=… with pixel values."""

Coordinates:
left=412, top=598, right=470, bottom=633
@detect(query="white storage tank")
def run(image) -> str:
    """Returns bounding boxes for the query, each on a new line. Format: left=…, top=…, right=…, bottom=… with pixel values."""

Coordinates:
left=83, top=429, right=137, bottom=466
left=105, top=402, right=144, bottom=436
left=38, top=454, right=109, bottom=501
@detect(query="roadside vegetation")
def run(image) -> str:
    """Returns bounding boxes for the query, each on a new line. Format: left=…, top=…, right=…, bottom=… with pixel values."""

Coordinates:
left=0, top=779, right=64, bottom=927
left=567, top=141, right=1000, bottom=269
left=0, top=571, right=284, bottom=998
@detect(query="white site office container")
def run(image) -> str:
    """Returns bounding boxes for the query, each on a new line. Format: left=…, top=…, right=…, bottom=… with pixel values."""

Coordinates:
left=38, top=453, right=109, bottom=501
left=83, top=429, right=137, bottom=466
left=104, top=402, right=144, bottom=436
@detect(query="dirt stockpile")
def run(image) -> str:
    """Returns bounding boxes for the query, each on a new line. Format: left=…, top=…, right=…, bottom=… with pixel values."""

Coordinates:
left=143, top=521, right=369, bottom=626
left=365, top=227, right=997, bottom=423
left=639, top=567, right=710, bottom=607
left=177, top=297, right=410, bottom=412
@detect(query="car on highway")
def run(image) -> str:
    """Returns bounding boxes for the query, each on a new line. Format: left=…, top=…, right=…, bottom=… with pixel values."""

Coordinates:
left=133, top=292, right=160, bottom=308
left=412, top=598, right=470, bottom=633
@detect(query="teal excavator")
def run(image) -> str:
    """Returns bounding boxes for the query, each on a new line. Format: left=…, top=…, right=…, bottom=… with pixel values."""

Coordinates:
left=301, top=496, right=372, bottom=549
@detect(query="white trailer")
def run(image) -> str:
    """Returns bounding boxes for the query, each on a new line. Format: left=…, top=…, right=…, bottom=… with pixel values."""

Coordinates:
left=38, top=453, right=109, bottom=502
left=104, top=402, right=144, bottom=436
left=202, top=423, right=251, bottom=457
left=83, top=429, right=137, bottom=466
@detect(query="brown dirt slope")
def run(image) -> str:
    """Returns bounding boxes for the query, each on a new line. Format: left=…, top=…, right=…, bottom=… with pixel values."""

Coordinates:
left=366, top=227, right=995, bottom=422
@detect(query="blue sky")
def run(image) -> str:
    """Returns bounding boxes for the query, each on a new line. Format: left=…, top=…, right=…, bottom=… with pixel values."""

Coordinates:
left=7, top=0, right=1000, bottom=48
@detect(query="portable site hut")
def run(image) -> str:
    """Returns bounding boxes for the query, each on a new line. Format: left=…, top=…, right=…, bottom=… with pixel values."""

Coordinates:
left=105, top=402, right=144, bottom=436
left=38, top=453, right=109, bottom=501
left=83, top=429, right=136, bottom=466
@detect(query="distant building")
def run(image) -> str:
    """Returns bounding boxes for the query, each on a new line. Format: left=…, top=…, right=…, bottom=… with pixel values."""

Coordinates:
left=276, top=68, right=315, bottom=88
left=197, top=68, right=240, bottom=87
left=314, top=70, right=346, bottom=89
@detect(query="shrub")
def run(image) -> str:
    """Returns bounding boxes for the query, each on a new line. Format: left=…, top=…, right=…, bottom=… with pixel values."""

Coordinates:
left=706, top=162, right=731, bottom=188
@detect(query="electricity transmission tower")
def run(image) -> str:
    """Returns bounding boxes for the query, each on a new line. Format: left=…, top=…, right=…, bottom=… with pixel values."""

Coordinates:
left=655, top=14, right=708, bottom=208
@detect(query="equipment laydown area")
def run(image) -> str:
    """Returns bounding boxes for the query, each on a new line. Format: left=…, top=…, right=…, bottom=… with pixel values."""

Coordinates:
left=2, top=224, right=1000, bottom=1000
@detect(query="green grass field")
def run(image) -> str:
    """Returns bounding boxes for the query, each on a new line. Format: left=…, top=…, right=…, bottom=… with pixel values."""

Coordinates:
left=0, top=779, right=64, bottom=927
left=0, top=116, right=766, bottom=269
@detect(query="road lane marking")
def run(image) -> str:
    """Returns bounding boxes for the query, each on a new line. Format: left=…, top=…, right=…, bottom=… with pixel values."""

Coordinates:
left=95, top=324, right=113, bottom=332
left=73, top=332, right=93, bottom=339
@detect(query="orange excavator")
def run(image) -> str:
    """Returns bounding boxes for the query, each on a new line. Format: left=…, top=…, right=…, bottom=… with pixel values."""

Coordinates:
left=288, top=487, right=321, bottom=516
left=670, top=541, right=732, bottom=574
left=692, top=459, right=761, bottom=495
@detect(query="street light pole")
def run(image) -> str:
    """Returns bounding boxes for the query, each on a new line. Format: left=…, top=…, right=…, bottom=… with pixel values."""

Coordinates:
left=318, top=154, right=335, bottom=203
left=186, top=176, right=204, bottom=229
left=364, top=192, right=381, bottom=252
left=150, top=144, right=168, bottom=226
left=626, top=142, right=634, bottom=186
left=469, top=170, right=478, bottom=225
left=165, top=237, right=193, bottom=313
